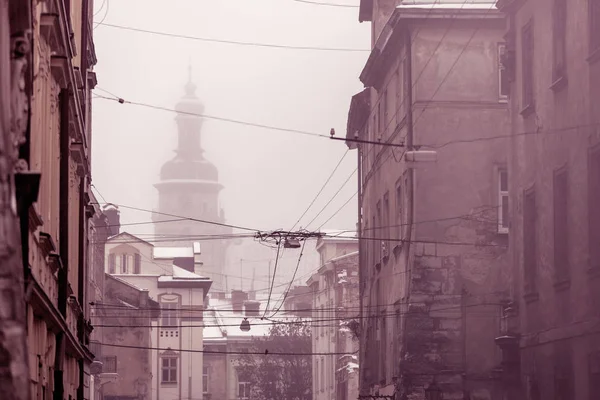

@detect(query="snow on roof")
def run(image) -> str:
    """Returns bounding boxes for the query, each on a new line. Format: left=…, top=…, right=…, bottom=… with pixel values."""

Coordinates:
left=330, top=251, right=359, bottom=263
left=157, top=266, right=210, bottom=282
left=172, top=265, right=204, bottom=279
left=397, top=1, right=497, bottom=11
left=153, top=246, right=194, bottom=259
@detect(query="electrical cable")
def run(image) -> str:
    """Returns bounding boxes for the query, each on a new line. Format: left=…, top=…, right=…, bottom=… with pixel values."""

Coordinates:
left=290, top=149, right=349, bottom=231
left=99, top=342, right=356, bottom=356
left=96, top=22, right=369, bottom=52
left=262, top=241, right=282, bottom=318
left=93, top=92, right=330, bottom=139
left=289, top=0, right=358, bottom=7
left=269, top=239, right=308, bottom=318
left=316, top=191, right=357, bottom=230
left=303, top=169, right=357, bottom=230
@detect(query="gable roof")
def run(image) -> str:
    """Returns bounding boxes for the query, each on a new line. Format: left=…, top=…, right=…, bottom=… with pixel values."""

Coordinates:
left=106, top=231, right=153, bottom=247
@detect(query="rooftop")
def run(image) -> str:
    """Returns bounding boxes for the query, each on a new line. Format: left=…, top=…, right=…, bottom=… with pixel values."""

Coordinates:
left=153, top=246, right=194, bottom=259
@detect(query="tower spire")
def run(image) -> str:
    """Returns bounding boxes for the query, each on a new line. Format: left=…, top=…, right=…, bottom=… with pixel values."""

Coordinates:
left=185, top=59, right=196, bottom=96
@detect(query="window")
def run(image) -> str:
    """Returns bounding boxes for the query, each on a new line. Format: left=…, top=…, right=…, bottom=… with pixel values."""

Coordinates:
left=498, top=169, right=509, bottom=234
left=320, top=356, right=325, bottom=391
left=498, top=44, right=509, bottom=100
left=589, top=147, right=600, bottom=269
left=376, top=201, right=382, bottom=261
left=396, top=181, right=404, bottom=240
left=521, top=20, right=534, bottom=112
left=161, top=302, right=178, bottom=327
left=380, top=311, right=387, bottom=382
left=395, top=65, right=403, bottom=125
left=161, top=357, right=177, bottom=384
left=590, top=0, right=600, bottom=53
left=554, top=168, right=569, bottom=279
left=553, top=0, right=567, bottom=81
left=315, top=359, right=319, bottom=392
left=134, top=253, right=141, bottom=274
left=103, top=356, right=117, bottom=373
left=121, top=254, right=128, bottom=273
left=523, top=188, right=537, bottom=293
left=238, top=382, right=251, bottom=399
left=377, top=102, right=383, bottom=134
left=589, top=352, right=600, bottom=400
left=383, top=192, right=390, bottom=256
left=554, top=365, right=572, bottom=400
left=382, top=89, right=388, bottom=135
left=203, top=366, right=209, bottom=393
left=108, top=253, right=116, bottom=274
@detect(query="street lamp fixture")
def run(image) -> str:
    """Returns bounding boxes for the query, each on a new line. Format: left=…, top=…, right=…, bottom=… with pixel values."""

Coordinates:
left=239, top=318, right=251, bottom=332
left=284, top=238, right=301, bottom=249
left=425, top=380, right=442, bottom=400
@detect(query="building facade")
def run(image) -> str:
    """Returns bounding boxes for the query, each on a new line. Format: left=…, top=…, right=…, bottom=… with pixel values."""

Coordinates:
left=307, top=236, right=359, bottom=400
left=1, top=0, right=99, bottom=399
left=152, top=73, right=231, bottom=292
left=104, top=231, right=212, bottom=400
left=349, top=1, right=511, bottom=398
left=495, top=1, right=600, bottom=399
left=92, top=274, right=159, bottom=400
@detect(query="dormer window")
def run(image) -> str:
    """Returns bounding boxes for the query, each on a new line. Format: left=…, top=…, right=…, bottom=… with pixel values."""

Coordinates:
left=108, top=244, right=142, bottom=274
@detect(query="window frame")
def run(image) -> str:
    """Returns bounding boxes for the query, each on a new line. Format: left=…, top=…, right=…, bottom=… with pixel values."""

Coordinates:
left=553, top=167, right=569, bottom=280
left=552, top=0, right=567, bottom=83
left=498, top=168, right=509, bottom=234
left=590, top=0, right=600, bottom=54
left=161, top=302, right=178, bottom=327
left=588, top=145, right=600, bottom=269
left=523, top=186, right=538, bottom=294
left=498, top=43, right=509, bottom=102
left=202, top=366, right=209, bottom=394
left=238, top=381, right=251, bottom=399
left=161, top=357, right=178, bottom=385
left=103, top=355, right=117, bottom=373
left=108, top=253, right=116, bottom=274
left=121, top=254, right=128, bottom=274
left=134, top=253, right=141, bottom=274
left=521, top=19, right=535, bottom=114
left=395, top=179, right=404, bottom=241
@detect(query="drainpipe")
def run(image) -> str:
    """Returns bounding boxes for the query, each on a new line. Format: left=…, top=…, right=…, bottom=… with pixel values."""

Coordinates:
left=399, top=27, right=414, bottom=399
left=357, top=144, right=364, bottom=394
left=54, top=87, right=70, bottom=400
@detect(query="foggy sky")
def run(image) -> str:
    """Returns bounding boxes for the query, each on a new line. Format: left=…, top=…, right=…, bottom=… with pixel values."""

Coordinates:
left=91, top=0, right=368, bottom=291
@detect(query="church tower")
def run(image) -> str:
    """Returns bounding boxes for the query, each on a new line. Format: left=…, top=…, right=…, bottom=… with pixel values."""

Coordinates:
left=153, top=68, right=230, bottom=291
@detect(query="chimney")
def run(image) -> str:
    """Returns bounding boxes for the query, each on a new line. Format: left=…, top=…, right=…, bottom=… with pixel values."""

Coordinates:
left=244, top=301, right=260, bottom=317
left=103, top=204, right=120, bottom=236
left=231, top=290, right=248, bottom=313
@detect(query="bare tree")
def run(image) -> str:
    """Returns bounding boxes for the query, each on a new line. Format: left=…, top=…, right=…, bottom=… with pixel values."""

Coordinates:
left=237, top=320, right=312, bottom=400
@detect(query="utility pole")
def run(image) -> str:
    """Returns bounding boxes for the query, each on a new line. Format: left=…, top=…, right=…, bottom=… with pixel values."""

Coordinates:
left=0, top=1, right=32, bottom=399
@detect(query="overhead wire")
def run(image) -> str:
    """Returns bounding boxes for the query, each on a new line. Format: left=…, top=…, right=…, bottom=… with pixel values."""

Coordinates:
left=290, top=149, right=349, bottom=231
left=96, top=22, right=369, bottom=52
left=262, top=240, right=282, bottom=318
left=289, top=0, right=359, bottom=7
left=93, top=93, right=330, bottom=139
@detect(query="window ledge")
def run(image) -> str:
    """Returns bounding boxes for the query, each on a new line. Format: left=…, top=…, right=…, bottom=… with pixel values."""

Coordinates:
left=520, top=103, right=535, bottom=118
left=550, top=75, right=568, bottom=92
left=587, top=267, right=600, bottom=279
left=587, top=47, right=600, bottom=65
left=498, top=97, right=509, bottom=104
left=553, top=278, right=571, bottom=292
left=523, top=291, right=539, bottom=304
left=161, top=383, right=178, bottom=387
